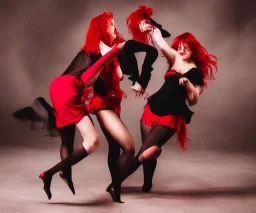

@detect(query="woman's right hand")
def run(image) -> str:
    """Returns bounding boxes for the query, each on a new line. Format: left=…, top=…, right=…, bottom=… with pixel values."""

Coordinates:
left=139, top=20, right=154, bottom=33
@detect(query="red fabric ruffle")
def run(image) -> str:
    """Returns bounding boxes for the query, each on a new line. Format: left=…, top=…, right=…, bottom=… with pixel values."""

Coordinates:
left=141, top=104, right=188, bottom=151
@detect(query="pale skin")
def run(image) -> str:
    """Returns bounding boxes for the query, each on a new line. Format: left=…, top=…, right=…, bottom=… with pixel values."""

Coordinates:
left=75, top=31, right=126, bottom=155
left=97, top=43, right=135, bottom=155
left=91, top=18, right=136, bottom=175
left=132, top=20, right=202, bottom=106
left=38, top=16, right=127, bottom=201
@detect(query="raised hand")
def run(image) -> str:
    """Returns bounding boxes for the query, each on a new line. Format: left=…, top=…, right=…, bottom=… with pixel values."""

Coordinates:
left=139, top=20, right=154, bottom=33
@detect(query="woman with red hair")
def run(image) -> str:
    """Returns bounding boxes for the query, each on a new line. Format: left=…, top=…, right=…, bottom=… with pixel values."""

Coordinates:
left=38, top=12, right=126, bottom=200
left=83, top=12, right=159, bottom=202
left=13, top=10, right=158, bottom=203
left=116, top=4, right=218, bottom=193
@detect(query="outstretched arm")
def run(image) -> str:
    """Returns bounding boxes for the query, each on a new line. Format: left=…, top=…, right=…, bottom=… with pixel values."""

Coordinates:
left=151, top=28, right=178, bottom=67
left=81, top=42, right=125, bottom=88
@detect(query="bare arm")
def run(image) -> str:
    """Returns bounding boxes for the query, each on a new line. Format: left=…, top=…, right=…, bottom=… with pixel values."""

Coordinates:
left=186, top=83, right=201, bottom=106
left=100, top=41, right=123, bottom=80
left=82, top=42, right=125, bottom=87
left=180, top=77, right=201, bottom=106
left=151, top=28, right=179, bottom=67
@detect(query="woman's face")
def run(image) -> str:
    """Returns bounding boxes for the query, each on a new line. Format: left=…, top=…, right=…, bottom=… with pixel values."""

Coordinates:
left=178, top=42, right=192, bottom=61
left=106, top=18, right=117, bottom=42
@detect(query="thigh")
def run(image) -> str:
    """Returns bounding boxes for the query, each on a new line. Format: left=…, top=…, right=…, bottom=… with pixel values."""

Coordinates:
left=58, top=125, right=76, bottom=145
left=139, top=124, right=176, bottom=153
left=76, top=115, right=98, bottom=142
left=96, top=109, right=134, bottom=151
left=100, top=122, right=121, bottom=151
left=140, top=120, right=152, bottom=144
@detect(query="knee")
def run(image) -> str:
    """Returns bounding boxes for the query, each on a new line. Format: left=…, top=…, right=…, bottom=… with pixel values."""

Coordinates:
left=83, top=135, right=100, bottom=154
left=139, top=146, right=162, bottom=162
left=123, top=142, right=135, bottom=156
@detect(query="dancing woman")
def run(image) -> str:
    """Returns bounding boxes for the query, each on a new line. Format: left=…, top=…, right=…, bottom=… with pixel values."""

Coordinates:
left=122, top=5, right=218, bottom=192
left=83, top=13, right=159, bottom=202
left=38, top=12, right=125, bottom=200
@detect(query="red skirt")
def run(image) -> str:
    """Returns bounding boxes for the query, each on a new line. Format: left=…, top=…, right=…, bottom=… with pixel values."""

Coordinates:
left=49, top=75, right=88, bottom=128
left=141, top=104, right=188, bottom=150
left=84, top=88, right=125, bottom=115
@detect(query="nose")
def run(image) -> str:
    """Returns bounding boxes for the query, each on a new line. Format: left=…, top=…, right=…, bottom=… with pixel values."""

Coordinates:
left=179, top=46, right=185, bottom=54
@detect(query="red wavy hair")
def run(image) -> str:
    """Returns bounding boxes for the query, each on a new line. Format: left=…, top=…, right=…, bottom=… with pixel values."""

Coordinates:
left=81, top=12, right=125, bottom=54
left=81, top=12, right=126, bottom=104
left=171, top=32, right=218, bottom=90
left=126, top=4, right=154, bottom=44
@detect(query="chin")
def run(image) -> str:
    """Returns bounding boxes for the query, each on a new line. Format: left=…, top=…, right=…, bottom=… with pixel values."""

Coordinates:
left=112, top=35, right=117, bottom=42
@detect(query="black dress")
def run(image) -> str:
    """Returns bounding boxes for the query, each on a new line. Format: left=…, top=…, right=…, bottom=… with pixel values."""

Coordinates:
left=141, top=67, right=204, bottom=150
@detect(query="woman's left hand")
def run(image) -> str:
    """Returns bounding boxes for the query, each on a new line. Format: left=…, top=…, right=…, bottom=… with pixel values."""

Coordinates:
left=131, top=82, right=145, bottom=98
left=179, top=77, right=189, bottom=86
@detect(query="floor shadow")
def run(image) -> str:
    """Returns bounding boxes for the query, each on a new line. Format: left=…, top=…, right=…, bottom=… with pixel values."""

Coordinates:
left=44, top=195, right=113, bottom=207
left=122, top=185, right=256, bottom=198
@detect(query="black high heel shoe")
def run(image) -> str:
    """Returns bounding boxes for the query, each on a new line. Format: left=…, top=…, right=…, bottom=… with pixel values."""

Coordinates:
left=39, top=172, right=52, bottom=200
left=59, top=172, right=75, bottom=195
left=149, top=18, right=171, bottom=38
left=106, top=183, right=124, bottom=203
left=106, top=183, right=113, bottom=193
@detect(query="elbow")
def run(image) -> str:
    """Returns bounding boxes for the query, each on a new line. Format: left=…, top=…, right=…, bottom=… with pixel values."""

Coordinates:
left=188, top=100, right=197, bottom=106
left=188, top=95, right=199, bottom=106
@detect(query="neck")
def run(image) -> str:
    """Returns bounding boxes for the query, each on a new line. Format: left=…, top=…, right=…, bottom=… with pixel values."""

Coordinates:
left=183, top=58, right=193, bottom=63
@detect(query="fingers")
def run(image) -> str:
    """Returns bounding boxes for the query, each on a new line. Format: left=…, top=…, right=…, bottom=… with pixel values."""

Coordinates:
left=179, top=78, right=183, bottom=85
left=180, top=78, right=186, bottom=86
left=143, top=91, right=149, bottom=100
left=179, top=77, right=189, bottom=86
left=139, top=20, right=153, bottom=33
left=133, top=89, right=144, bottom=98
left=133, top=91, right=140, bottom=98
left=146, top=25, right=153, bottom=32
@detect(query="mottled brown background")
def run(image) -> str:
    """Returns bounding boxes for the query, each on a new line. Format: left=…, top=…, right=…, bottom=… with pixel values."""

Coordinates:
left=1, top=0, right=255, bottom=152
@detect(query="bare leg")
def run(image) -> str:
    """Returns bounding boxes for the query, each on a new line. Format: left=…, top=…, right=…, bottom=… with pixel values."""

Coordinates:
left=39, top=115, right=100, bottom=200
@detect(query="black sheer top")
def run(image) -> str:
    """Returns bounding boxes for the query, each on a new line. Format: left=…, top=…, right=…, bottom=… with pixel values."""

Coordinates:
left=147, top=68, right=204, bottom=124
left=61, top=40, right=158, bottom=93
left=62, top=50, right=101, bottom=77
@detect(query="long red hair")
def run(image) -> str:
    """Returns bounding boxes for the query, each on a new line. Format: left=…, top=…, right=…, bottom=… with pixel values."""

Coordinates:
left=81, top=12, right=126, bottom=103
left=81, top=12, right=125, bottom=54
left=172, top=32, right=218, bottom=89
left=126, top=4, right=154, bottom=44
